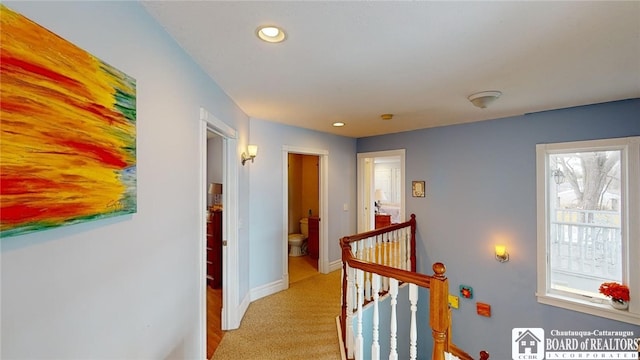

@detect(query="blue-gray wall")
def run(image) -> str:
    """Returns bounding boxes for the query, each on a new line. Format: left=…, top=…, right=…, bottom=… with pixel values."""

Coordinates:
left=248, top=118, right=357, bottom=289
left=357, top=99, right=640, bottom=358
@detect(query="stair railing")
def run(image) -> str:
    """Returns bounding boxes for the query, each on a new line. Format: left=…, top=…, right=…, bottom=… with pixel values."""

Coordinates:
left=340, top=214, right=488, bottom=360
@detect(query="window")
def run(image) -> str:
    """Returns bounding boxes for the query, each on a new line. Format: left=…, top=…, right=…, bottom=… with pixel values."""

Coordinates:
left=536, top=137, right=639, bottom=325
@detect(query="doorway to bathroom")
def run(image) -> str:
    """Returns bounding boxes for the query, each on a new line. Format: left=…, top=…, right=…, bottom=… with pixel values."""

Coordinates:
left=282, top=146, right=329, bottom=286
left=287, top=152, right=319, bottom=283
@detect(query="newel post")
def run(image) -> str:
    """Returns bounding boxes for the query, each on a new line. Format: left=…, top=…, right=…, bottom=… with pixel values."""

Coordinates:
left=409, top=214, right=417, bottom=272
left=429, top=262, right=448, bottom=360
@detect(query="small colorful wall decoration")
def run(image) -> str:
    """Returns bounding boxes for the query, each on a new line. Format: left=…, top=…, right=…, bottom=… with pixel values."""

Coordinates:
left=0, top=5, right=137, bottom=238
left=459, top=285, right=473, bottom=299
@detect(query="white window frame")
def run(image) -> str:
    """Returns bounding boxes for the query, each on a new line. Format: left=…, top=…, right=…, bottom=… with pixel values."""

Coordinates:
left=536, top=136, right=640, bottom=325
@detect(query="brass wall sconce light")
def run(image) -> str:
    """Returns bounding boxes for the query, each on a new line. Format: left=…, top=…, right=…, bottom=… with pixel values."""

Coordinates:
left=495, top=245, right=509, bottom=263
left=241, top=145, right=258, bottom=166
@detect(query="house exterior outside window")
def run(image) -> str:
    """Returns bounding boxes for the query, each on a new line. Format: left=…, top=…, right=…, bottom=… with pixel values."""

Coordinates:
left=536, top=137, right=639, bottom=325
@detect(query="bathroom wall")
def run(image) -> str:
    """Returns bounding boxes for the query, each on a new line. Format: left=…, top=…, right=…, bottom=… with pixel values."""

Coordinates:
left=287, top=153, right=319, bottom=234
left=288, top=153, right=303, bottom=234
left=301, top=155, right=320, bottom=219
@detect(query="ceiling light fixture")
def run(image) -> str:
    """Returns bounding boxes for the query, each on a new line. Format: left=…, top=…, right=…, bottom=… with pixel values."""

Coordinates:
left=332, top=122, right=345, bottom=127
left=468, top=91, right=502, bottom=109
left=381, top=114, right=393, bottom=120
left=256, top=25, right=286, bottom=43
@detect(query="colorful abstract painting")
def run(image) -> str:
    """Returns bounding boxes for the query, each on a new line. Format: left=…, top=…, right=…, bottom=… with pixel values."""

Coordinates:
left=0, top=5, right=137, bottom=238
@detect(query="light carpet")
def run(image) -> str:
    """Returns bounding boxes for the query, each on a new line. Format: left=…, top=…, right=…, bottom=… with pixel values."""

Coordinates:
left=211, top=270, right=342, bottom=360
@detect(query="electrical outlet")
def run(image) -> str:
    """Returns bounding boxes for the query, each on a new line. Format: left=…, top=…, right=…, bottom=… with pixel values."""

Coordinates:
left=448, top=294, right=459, bottom=309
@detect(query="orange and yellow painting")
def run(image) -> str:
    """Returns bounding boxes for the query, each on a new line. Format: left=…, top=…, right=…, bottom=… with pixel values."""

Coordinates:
left=0, top=5, right=137, bottom=238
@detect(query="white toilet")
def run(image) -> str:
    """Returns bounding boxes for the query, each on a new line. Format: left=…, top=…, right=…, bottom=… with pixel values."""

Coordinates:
left=288, top=218, right=308, bottom=257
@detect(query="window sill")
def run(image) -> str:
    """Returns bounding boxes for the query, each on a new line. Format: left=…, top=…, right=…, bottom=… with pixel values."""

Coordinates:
left=537, top=293, right=640, bottom=326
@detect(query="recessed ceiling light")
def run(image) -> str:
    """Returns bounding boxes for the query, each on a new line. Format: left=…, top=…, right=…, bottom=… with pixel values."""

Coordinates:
left=332, top=122, right=345, bottom=127
left=380, top=114, right=393, bottom=120
left=256, top=25, right=286, bottom=43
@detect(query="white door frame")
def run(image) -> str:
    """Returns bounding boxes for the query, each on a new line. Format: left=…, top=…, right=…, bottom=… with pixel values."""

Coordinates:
left=281, top=146, right=330, bottom=280
left=357, top=149, right=406, bottom=233
left=199, top=108, right=241, bottom=350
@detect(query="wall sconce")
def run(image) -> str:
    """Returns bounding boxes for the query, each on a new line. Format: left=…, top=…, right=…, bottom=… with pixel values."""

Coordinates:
left=241, top=145, right=258, bottom=166
left=495, top=245, right=509, bottom=263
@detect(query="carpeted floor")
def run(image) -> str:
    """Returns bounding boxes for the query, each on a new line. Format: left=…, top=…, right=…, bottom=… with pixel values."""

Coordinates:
left=211, top=269, right=343, bottom=360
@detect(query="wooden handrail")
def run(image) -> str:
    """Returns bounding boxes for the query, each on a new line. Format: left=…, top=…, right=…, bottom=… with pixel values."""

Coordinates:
left=341, top=253, right=431, bottom=288
left=341, top=214, right=417, bottom=272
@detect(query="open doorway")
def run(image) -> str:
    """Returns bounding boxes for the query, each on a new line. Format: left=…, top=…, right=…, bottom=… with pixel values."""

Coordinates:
left=357, top=150, right=406, bottom=233
left=282, top=146, right=330, bottom=286
left=205, top=130, right=223, bottom=358
left=287, top=153, right=319, bottom=284
left=199, top=107, right=242, bottom=359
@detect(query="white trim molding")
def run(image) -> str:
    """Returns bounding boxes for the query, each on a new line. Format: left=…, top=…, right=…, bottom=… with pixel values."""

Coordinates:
left=536, top=136, right=640, bottom=325
left=282, top=146, right=331, bottom=279
left=199, top=108, right=244, bottom=332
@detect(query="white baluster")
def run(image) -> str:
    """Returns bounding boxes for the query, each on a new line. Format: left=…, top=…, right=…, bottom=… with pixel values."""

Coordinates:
left=355, top=269, right=364, bottom=360
left=388, top=231, right=394, bottom=268
left=389, top=278, right=398, bottom=360
left=391, top=231, right=398, bottom=268
left=364, top=238, right=371, bottom=300
left=382, top=234, right=389, bottom=292
left=409, top=283, right=418, bottom=360
left=346, top=264, right=354, bottom=359
left=371, top=273, right=380, bottom=360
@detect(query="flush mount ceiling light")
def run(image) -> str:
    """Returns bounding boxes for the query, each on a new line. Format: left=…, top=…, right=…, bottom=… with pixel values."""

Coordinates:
left=256, top=25, right=286, bottom=43
left=332, top=122, right=345, bottom=127
left=380, top=114, right=393, bottom=120
left=468, top=91, right=502, bottom=109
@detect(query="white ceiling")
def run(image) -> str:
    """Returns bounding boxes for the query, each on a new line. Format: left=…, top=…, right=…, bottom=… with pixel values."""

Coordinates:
left=142, top=1, right=640, bottom=138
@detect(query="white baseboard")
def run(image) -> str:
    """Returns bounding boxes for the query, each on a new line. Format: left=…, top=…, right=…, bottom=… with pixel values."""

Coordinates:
left=328, top=259, right=343, bottom=273
left=249, top=278, right=287, bottom=302
left=238, top=292, right=250, bottom=323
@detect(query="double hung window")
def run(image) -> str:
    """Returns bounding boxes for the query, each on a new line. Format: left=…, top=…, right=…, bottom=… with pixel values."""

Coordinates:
left=536, top=137, right=639, bottom=324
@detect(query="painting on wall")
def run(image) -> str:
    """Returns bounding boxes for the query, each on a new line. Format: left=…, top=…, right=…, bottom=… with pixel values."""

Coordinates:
left=0, top=5, right=137, bottom=238
left=411, top=181, right=425, bottom=197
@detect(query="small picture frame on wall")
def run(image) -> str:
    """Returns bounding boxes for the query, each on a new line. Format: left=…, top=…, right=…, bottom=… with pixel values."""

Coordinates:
left=412, top=181, right=425, bottom=197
